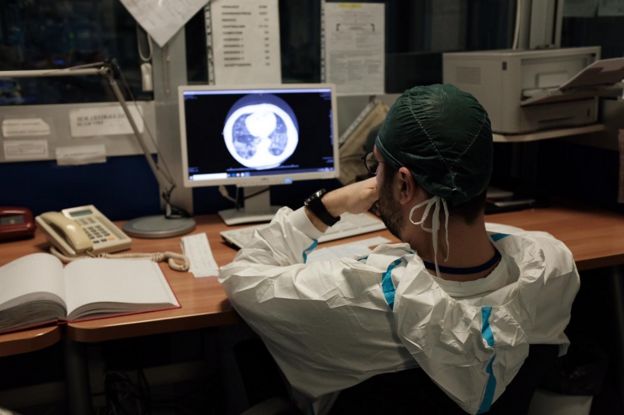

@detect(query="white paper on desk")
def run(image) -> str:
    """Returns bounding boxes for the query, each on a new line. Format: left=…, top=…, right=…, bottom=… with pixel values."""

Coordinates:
left=207, top=0, right=281, bottom=85
left=323, top=2, right=385, bottom=96
left=307, top=236, right=390, bottom=263
left=181, top=233, right=220, bottom=278
left=119, top=0, right=208, bottom=48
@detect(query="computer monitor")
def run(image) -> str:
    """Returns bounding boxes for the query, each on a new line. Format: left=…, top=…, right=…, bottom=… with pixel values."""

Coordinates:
left=178, top=83, right=339, bottom=225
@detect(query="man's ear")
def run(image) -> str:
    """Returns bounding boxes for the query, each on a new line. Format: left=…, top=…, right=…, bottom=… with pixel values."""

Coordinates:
left=397, top=167, right=415, bottom=203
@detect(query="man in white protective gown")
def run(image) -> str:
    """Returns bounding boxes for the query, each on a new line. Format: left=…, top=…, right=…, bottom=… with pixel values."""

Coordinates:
left=219, top=84, right=580, bottom=415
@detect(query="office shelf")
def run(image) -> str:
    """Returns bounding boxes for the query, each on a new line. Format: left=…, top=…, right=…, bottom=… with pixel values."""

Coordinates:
left=493, top=124, right=606, bottom=143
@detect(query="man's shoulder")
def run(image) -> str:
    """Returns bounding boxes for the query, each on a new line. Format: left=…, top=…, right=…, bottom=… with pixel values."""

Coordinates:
left=487, top=224, right=577, bottom=276
left=486, top=222, right=566, bottom=248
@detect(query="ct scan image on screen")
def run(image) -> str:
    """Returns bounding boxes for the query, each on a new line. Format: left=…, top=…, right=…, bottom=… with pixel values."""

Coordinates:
left=223, top=93, right=299, bottom=170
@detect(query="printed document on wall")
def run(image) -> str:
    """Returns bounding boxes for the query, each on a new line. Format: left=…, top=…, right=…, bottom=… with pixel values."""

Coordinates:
left=323, top=2, right=385, bottom=96
left=119, top=0, right=208, bottom=47
left=207, top=0, right=281, bottom=85
left=598, top=0, right=624, bottom=16
left=563, top=0, right=598, bottom=17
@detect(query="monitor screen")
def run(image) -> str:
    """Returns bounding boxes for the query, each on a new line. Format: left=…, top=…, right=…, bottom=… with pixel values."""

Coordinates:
left=178, top=84, right=339, bottom=189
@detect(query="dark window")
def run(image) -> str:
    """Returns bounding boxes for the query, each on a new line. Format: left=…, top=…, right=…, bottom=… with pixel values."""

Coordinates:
left=562, top=15, right=624, bottom=59
left=0, top=0, right=150, bottom=105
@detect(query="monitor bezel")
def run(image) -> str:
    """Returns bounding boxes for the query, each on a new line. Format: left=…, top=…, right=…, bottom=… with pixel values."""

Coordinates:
left=178, top=83, right=339, bottom=188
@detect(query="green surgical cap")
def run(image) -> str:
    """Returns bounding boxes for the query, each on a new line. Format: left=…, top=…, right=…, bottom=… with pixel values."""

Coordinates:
left=375, top=84, right=493, bottom=206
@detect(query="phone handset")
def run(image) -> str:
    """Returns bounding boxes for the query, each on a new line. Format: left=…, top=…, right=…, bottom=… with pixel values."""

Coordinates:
left=36, top=211, right=92, bottom=256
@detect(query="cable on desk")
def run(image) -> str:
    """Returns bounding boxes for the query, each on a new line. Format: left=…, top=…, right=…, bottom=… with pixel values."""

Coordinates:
left=49, top=246, right=190, bottom=272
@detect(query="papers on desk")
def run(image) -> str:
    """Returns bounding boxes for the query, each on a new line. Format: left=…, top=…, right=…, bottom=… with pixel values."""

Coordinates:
left=306, top=236, right=390, bottom=263
left=181, top=233, right=220, bottom=278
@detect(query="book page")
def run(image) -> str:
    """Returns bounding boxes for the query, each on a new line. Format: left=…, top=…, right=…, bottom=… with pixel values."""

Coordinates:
left=63, top=258, right=179, bottom=319
left=0, top=253, right=66, bottom=312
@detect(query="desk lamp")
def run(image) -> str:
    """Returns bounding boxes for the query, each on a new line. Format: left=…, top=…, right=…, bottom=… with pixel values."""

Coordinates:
left=0, top=61, right=196, bottom=238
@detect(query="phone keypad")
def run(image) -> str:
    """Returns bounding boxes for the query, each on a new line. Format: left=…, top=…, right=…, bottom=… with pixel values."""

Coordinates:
left=75, top=217, right=115, bottom=245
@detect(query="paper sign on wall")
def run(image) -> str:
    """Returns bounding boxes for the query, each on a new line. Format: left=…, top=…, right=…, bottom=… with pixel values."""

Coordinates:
left=56, top=144, right=107, bottom=166
left=3, top=139, right=49, bottom=160
left=69, top=105, right=144, bottom=138
left=323, top=2, right=385, bottom=96
left=2, top=118, right=51, bottom=138
left=207, top=0, right=281, bottom=85
left=598, top=0, right=624, bottom=16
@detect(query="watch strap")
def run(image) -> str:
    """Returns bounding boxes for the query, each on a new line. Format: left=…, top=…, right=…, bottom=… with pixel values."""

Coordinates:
left=304, top=189, right=340, bottom=227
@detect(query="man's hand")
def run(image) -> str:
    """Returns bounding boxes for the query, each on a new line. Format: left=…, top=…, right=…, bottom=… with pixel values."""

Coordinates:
left=322, top=177, right=379, bottom=217
left=304, top=178, right=379, bottom=232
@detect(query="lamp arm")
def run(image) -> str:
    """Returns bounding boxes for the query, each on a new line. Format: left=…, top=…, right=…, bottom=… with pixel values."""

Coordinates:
left=0, top=66, right=106, bottom=78
left=101, top=69, right=176, bottom=197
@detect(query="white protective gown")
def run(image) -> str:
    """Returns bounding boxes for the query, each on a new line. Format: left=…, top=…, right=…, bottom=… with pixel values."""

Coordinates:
left=218, top=207, right=580, bottom=414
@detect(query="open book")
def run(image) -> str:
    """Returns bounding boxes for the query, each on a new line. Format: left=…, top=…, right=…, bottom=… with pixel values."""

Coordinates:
left=0, top=253, right=180, bottom=334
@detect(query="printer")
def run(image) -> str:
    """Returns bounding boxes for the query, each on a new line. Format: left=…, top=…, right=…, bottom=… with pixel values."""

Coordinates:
left=443, top=47, right=624, bottom=134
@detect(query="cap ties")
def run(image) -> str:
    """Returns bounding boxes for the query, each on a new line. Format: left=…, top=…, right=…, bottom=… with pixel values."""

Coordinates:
left=409, top=196, right=450, bottom=277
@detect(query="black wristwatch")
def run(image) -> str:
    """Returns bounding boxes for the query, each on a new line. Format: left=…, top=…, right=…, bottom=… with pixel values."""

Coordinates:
left=304, top=189, right=341, bottom=227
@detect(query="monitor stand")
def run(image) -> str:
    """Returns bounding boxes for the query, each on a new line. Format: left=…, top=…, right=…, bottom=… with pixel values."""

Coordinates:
left=218, top=186, right=281, bottom=226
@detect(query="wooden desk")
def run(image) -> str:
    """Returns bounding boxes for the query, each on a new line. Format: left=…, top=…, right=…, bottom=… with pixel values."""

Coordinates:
left=486, top=206, right=624, bottom=271
left=3, top=206, right=624, bottom=347
left=67, top=215, right=242, bottom=342
left=0, top=326, right=61, bottom=358
left=0, top=215, right=241, bottom=346
left=67, top=205, right=624, bottom=343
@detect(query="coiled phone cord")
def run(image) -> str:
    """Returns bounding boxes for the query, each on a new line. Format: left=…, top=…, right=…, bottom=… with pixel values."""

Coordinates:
left=49, top=246, right=190, bottom=272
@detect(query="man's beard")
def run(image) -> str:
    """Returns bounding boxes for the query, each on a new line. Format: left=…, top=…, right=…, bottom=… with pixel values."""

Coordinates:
left=377, top=186, right=403, bottom=240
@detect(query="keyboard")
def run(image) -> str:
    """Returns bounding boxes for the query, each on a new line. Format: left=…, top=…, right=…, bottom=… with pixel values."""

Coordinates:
left=220, top=212, right=386, bottom=248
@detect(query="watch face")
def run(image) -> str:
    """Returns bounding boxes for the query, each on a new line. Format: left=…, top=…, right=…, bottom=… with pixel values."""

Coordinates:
left=305, top=189, right=325, bottom=205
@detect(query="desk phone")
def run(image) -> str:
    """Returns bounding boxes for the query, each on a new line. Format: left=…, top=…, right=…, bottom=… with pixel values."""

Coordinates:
left=36, top=205, right=131, bottom=256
